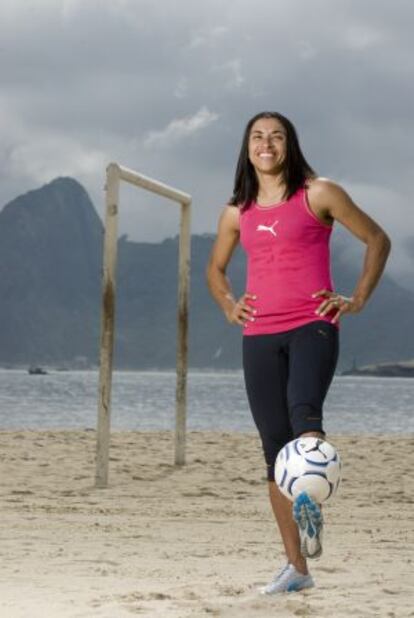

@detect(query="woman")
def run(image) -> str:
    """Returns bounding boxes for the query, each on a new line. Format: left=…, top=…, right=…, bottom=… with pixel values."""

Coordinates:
left=206, top=111, right=391, bottom=594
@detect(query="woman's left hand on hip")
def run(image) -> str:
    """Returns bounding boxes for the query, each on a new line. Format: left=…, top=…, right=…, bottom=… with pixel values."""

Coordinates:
left=312, top=289, right=364, bottom=323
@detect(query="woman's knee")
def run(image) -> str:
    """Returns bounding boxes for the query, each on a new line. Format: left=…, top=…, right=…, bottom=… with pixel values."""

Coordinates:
left=261, top=435, right=291, bottom=482
left=289, top=404, right=325, bottom=438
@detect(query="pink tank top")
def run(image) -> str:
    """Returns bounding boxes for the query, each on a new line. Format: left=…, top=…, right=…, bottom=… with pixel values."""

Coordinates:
left=239, top=187, right=337, bottom=335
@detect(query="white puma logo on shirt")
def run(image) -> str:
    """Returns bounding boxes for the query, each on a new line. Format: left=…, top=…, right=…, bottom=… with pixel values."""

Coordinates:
left=256, top=220, right=279, bottom=237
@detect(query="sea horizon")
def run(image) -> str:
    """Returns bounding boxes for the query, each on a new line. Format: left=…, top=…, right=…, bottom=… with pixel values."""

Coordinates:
left=0, top=369, right=413, bottom=435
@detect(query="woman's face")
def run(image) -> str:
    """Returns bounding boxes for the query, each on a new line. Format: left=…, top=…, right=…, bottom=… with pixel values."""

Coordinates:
left=248, top=117, right=287, bottom=175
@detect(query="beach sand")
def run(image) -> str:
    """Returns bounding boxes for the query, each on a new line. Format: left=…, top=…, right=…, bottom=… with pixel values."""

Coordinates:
left=0, top=430, right=413, bottom=617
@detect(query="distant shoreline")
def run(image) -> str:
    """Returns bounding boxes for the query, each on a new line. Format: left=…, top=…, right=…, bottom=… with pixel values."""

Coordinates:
left=1, top=365, right=414, bottom=378
left=341, top=361, right=414, bottom=378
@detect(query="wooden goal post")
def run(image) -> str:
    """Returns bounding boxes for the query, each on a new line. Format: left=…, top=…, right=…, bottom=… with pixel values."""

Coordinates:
left=95, top=162, right=191, bottom=488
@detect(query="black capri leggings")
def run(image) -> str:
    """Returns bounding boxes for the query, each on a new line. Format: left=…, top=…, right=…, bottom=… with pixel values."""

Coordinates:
left=242, top=320, right=339, bottom=481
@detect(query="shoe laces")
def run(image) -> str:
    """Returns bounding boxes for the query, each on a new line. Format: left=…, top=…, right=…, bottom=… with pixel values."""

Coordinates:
left=271, top=563, right=294, bottom=584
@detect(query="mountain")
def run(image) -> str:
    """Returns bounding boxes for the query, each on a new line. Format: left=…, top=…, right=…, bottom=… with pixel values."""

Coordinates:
left=0, top=178, right=413, bottom=370
left=0, top=178, right=103, bottom=365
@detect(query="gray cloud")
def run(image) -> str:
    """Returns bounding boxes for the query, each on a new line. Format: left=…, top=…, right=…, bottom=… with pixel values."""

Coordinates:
left=0, top=0, right=413, bottom=279
left=143, top=107, right=219, bottom=149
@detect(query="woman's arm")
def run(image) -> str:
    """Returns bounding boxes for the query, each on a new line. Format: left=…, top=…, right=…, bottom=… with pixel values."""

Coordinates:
left=206, top=206, right=256, bottom=326
left=308, top=178, right=392, bottom=322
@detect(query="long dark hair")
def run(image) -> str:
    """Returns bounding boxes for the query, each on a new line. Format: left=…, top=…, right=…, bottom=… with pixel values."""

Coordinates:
left=228, top=111, right=316, bottom=209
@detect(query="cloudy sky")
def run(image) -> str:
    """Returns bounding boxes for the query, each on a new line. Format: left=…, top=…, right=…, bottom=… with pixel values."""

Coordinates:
left=0, top=0, right=413, bottom=279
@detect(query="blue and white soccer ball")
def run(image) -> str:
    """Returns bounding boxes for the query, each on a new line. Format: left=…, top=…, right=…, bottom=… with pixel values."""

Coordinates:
left=275, top=437, right=341, bottom=503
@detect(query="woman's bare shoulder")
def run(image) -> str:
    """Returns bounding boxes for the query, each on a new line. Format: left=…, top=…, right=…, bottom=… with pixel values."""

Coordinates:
left=306, top=177, right=348, bottom=202
left=219, top=203, right=241, bottom=231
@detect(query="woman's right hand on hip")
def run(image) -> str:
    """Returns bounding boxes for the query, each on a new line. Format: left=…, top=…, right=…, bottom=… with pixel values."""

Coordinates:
left=225, top=293, right=257, bottom=326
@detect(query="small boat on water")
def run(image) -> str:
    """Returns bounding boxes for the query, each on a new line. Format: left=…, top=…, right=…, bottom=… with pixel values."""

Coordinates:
left=28, top=366, right=48, bottom=375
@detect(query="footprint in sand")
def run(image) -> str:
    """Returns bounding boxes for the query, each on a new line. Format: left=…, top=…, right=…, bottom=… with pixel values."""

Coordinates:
left=286, top=599, right=312, bottom=616
left=317, top=566, right=346, bottom=574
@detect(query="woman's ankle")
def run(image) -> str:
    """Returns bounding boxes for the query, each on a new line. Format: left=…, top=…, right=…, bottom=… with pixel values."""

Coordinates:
left=290, top=557, right=308, bottom=575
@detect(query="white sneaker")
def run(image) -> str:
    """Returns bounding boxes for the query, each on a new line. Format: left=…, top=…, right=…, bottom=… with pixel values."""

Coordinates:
left=260, top=563, right=314, bottom=594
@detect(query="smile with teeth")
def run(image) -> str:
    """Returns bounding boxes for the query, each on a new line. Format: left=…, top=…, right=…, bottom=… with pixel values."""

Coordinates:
left=259, top=153, right=275, bottom=158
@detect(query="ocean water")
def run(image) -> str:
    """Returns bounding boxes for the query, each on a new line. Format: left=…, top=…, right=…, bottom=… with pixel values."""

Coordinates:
left=0, top=369, right=412, bottom=434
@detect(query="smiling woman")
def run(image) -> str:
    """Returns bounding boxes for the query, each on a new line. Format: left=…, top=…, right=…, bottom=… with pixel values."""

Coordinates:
left=228, top=112, right=316, bottom=209
left=206, top=110, right=391, bottom=595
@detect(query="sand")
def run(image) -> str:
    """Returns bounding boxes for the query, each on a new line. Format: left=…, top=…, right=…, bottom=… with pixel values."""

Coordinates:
left=0, top=430, right=413, bottom=617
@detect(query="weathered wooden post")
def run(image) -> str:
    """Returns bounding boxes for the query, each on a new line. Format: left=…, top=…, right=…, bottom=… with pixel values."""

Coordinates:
left=96, top=163, right=120, bottom=488
left=175, top=200, right=191, bottom=465
left=95, top=163, right=191, bottom=487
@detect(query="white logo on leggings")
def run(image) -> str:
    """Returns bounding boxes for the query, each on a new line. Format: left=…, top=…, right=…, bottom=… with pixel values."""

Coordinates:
left=256, top=220, right=279, bottom=237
